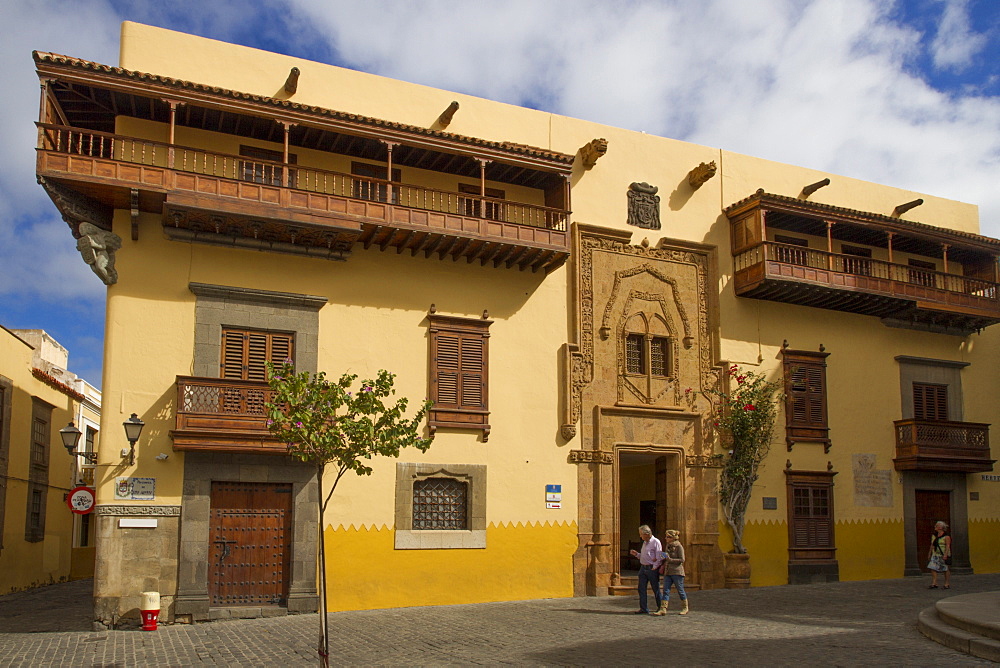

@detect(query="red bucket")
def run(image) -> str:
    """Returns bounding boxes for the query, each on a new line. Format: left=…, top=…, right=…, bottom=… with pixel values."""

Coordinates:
left=140, top=609, right=159, bottom=631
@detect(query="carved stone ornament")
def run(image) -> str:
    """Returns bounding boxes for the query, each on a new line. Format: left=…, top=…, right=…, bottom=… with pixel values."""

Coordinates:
left=77, top=222, right=122, bottom=285
left=562, top=225, right=723, bottom=435
left=94, top=504, right=181, bottom=516
left=569, top=450, right=614, bottom=464
left=627, top=182, right=660, bottom=230
left=580, top=138, right=608, bottom=169
left=687, top=161, right=717, bottom=189
left=685, top=454, right=725, bottom=468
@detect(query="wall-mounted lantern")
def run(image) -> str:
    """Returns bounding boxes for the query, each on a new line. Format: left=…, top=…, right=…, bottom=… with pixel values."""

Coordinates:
left=122, top=413, right=145, bottom=466
left=61, top=422, right=97, bottom=463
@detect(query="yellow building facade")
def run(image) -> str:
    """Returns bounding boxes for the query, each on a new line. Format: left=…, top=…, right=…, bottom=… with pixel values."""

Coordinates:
left=0, top=327, right=97, bottom=592
left=34, top=23, right=999, bottom=624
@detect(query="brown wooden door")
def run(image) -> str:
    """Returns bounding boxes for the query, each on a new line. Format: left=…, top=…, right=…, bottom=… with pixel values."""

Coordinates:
left=915, top=490, right=950, bottom=573
left=208, top=481, right=293, bottom=607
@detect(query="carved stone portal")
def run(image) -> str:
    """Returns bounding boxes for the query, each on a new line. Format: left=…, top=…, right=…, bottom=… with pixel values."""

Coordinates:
left=76, top=222, right=122, bottom=285
left=565, top=223, right=725, bottom=598
left=626, top=182, right=660, bottom=230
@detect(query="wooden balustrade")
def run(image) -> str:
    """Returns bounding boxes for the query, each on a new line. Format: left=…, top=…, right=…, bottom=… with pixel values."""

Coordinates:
left=171, top=376, right=288, bottom=454
left=37, top=123, right=568, bottom=231
left=735, top=241, right=1000, bottom=309
left=893, top=419, right=993, bottom=473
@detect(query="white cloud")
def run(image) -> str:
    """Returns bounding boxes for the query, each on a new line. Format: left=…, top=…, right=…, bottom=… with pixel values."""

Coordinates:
left=287, top=0, right=1000, bottom=236
left=930, top=0, right=988, bottom=72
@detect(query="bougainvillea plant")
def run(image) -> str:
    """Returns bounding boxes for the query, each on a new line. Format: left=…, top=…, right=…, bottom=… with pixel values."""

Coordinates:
left=265, top=361, right=432, bottom=666
left=706, top=364, right=782, bottom=555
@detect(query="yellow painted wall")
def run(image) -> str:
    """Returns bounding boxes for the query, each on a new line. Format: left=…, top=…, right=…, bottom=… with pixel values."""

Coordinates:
left=969, top=519, right=1000, bottom=573
left=0, top=328, right=79, bottom=593
left=99, top=22, right=1000, bottom=601
left=326, top=521, right=576, bottom=611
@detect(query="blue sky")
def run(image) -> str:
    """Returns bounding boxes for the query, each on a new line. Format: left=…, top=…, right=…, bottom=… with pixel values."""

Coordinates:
left=1, top=0, right=998, bottom=388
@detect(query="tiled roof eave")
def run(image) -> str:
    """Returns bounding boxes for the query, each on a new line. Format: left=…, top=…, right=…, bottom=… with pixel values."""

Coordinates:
left=725, top=190, right=1000, bottom=253
left=34, top=51, right=575, bottom=171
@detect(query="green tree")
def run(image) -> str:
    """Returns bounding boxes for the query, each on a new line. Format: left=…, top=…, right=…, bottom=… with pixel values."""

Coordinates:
left=266, top=362, right=432, bottom=666
left=706, top=364, right=782, bottom=554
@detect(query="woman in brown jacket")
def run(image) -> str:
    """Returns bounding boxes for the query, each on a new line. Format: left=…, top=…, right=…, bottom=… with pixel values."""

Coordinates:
left=653, top=529, right=688, bottom=615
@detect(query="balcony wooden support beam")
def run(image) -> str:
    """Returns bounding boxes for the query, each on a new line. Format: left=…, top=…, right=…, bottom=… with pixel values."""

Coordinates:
left=397, top=229, right=417, bottom=254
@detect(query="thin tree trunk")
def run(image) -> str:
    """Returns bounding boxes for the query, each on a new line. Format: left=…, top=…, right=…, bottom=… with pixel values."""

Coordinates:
left=317, top=464, right=329, bottom=667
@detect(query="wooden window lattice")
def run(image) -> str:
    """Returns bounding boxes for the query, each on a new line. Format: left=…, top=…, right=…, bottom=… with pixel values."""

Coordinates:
left=412, top=478, right=468, bottom=530
left=626, top=334, right=644, bottom=374
left=31, top=417, right=48, bottom=467
left=791, top=485, right=831, bottom=548
left=650, top=336, right=669, bottom=377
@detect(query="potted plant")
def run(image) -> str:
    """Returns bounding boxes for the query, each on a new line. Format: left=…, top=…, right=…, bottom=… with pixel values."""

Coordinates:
left=706, top=364, right=781, bottom=587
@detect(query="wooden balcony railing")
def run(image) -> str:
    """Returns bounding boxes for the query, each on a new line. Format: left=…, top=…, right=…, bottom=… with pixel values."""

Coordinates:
left=733, top=241, right=1000, bottom=325
left=37, top=123, right=569, bottom=231
left=171, top=376, right=288, bottom=454
left=893, top=419, right=994, bottom=473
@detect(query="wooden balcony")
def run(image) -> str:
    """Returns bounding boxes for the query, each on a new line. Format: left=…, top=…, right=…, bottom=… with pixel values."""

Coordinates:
left=733, top=242, right=1000, bottom=334
left=37, top=123, right=570, bottom=272
left=170, top=376, right=290, bottom=455
left=893, top=419, right=994, bottom=473
left=726, top=190, right=1000, bottom=335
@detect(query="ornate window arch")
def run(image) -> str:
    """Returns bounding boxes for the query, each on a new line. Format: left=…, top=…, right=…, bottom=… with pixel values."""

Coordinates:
left=621, top=311, right=675, bottom=404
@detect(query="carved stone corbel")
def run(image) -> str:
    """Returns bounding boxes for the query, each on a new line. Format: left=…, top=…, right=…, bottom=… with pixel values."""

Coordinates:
left=76, top=222, right=122, bottom=285
left=579, top=138, right=608, bottom=169
left=687, top=161, right=717, bottom=189
left=37, top=177, right=113, bottom=234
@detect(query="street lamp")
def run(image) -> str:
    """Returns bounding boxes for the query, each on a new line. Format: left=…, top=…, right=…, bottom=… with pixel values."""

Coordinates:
left=122, top=413, right=145, bottom=466
left=61, top=422, right=97, bottom=464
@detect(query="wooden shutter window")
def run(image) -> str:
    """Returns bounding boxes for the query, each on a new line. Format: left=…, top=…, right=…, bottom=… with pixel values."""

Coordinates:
left=785, top=469, right=837, bottom=565
left=220, top=328, right=295, bottom=381
left=913, top=383, right=948, bottom=422
left=428, top=314, right=491, bottom=440
left=782, top=348, right=831, bottom=451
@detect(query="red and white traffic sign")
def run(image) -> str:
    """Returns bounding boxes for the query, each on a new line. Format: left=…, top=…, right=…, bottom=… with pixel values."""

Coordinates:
left=67, top=486, right=95, bottom=514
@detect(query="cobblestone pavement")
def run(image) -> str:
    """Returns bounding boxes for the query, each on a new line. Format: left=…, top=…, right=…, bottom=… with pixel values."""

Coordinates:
left=2, top=573, right=999, bottom=666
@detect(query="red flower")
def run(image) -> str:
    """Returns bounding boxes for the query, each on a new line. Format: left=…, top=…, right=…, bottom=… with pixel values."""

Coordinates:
left=743, top=404, right=756, bottom=411
left=736, top=375, right=747, bottom=384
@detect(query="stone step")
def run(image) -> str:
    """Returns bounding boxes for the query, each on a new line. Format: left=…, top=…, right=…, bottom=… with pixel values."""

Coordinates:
left=917, top=592, right=1000, bottom=663
left=936, top=593, right=1000, bottom=641
left=608, top=577, right=702, bottom=597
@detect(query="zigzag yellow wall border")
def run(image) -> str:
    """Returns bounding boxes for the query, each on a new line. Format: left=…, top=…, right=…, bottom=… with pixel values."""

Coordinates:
left=324, top=521, right=578, bottom=611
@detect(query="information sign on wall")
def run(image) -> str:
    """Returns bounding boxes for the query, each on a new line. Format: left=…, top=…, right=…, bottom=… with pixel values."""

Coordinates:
left=115, top=477, right=156, bottom=500
left=545, top=484, right=562, bottom=509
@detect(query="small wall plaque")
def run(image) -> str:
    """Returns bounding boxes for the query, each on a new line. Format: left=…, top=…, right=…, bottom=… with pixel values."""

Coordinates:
left=762, top=497, right=778, bottom=510
left=970, top=492, right=980, bottom=501
left=119, top=518, right=158, bottom=528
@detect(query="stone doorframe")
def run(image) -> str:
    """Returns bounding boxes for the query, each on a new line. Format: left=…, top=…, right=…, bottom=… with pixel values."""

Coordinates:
left=174, top=452, right=319, bottom=622
left=611, top=444, right=686, bottom=583
left=901, top=471, right=971, bottom=577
